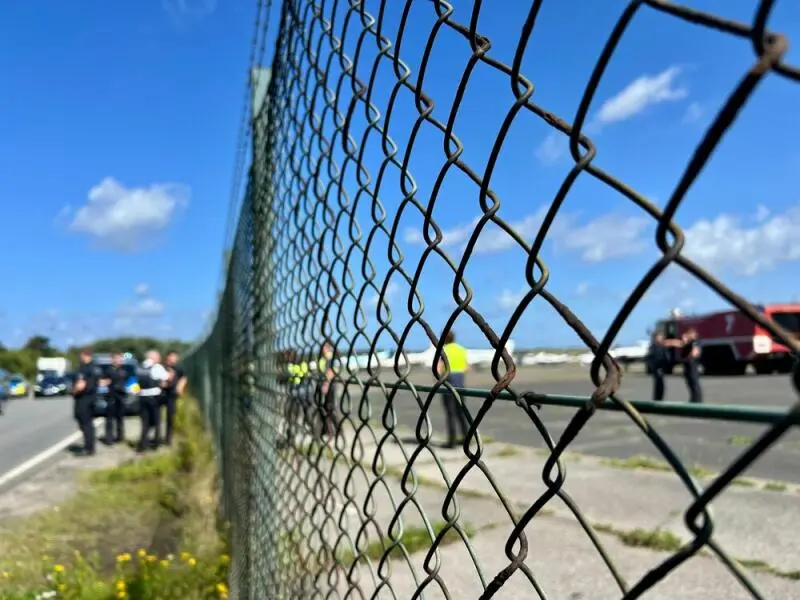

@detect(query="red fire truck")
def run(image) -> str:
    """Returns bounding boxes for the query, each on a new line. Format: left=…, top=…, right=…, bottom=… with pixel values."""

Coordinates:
left=653, top=303, right=800, bottom=376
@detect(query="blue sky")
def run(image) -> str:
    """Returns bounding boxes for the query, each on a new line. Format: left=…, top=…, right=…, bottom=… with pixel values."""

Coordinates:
left=1, top=1, right=799, bottom=352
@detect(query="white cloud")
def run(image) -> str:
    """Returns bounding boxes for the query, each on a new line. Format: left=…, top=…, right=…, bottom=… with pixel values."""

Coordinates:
left=575, top=282, right=589, bottom=295
left=497, top=288, right=526, bottom=310
left=596, top=66, right=688, bottom=125
left=404, top=208, right=647, bottom=262
left=163, top=0, right=217, bottom=21
left=554, top=213, right=650, bottom=262
left=535, top=132, right=567, bottom=166
left=403, top=219, right=478, bottom=248
left=683, top=101, right=703, bottom=124
left=683, top=205, right=800, bottom=276
left=65, top=177, right=189, bottom=251
left=117, top=285, right=165, bottom=318
left=404, top=209, right=549, bottom=255
left=369, top=281, right=399, bottom=307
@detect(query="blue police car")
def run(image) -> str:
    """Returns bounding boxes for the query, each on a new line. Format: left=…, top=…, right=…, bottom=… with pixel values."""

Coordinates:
left=93, top=353, right=142, bottom=417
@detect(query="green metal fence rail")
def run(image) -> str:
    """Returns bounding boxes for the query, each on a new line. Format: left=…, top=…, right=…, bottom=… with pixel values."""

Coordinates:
left=184, top=1, right=800, bottom=598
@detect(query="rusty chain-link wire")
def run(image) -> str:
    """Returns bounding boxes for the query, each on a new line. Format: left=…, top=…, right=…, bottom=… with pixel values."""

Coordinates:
left=184, top=1, right=800, bottom=598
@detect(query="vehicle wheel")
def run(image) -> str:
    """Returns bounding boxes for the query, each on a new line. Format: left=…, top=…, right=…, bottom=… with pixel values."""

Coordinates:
left=754, top=362, right=773, bottom=375
left=730, top=362, right=748, bottom=376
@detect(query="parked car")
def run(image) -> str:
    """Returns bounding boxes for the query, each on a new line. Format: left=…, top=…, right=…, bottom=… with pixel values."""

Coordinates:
left=8, top=374, right=29, bottom=398
left=34, top=375, right=70, bottom=398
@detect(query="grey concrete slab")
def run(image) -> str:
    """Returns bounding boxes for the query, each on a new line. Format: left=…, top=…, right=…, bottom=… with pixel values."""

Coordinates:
left=346, top=367, right=800, bottom=483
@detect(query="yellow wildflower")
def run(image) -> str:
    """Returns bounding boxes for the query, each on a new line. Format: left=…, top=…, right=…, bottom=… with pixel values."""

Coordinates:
left=53, top=564, right=65, bottom=573
left=57, top=584, right=65, bottom=592
left=188, top=557, right=197, bottom=567
left=116, top=553, right=132, bottom=563
left=221, top=554, right=230, bottom=564
left=116, top=580, right=126, bottom=591
left=117, top=591, right=127, bottom=599
left=137, top=549, right=147, bottom=558
left=1, top=572, right=8, bottom=579
left=146, top=555, right=157, bottom=563
left=180, top=551, right=191, bottom=561
left=160, top=559, right=170, bottom=568
left=217, top=582, right=229, bottom=593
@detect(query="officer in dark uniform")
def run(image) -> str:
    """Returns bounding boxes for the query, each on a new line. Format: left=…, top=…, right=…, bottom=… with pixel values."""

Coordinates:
left=103, top=352, right=128, bottom=444
left=136, top=350, right=170, bottom=452
left=680, top=328, right=703, bottom=404
left=72, top=347, right=99, bottom=456
left=161, top=350, right=187, bottom=446
left=647, top=332, right=670, bottom=401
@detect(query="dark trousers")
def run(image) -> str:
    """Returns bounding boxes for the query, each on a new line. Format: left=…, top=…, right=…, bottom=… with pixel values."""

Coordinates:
left=284, top=385, right=311, bottom=446
left=684, top=362, right=703, bottom=404
left=160, top=394, right=176, bottom=445
left=104, top=394, right=126, bottom=442
left=75, top=395, right=96, bottom=453
left=138, top=396, right=160, bottom=450
left=651, top=365, right=665, bottom=401
left=317, top=384, right=336, bottom=439
left=442, top=373, right=469, bottom=446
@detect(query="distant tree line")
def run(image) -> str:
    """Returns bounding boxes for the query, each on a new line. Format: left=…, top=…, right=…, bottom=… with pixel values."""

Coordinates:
left=0, top=336, right=192, bottom=380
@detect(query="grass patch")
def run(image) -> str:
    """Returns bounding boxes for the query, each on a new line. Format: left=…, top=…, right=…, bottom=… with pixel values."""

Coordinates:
left=730, top=478, right=756, bottom=488
left=496, top=445, right=520, bottom=458
left=764, top=481, right=788, bottom=492
left=735, top=557, right=800, bottom=580
left=727, top=435, right=753, bottom=446
left=0, top=395, right=228, bottom=599
left=337, top=521, right=475, bottom=567
left=592, top=523, right=683, bottom=552
left=602, top=455, right=716, bottom=480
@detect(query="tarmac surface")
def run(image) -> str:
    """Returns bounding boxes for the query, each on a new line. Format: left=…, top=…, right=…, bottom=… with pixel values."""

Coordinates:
left=357, top=365, right=800, bottom=483
left=0, top=395, right=76, bottom=481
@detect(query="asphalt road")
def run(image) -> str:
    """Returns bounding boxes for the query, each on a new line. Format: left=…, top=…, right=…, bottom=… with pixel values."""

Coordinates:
left=359, top=365, right=800, bottom=484
left=0, top=396, right=76, bottom=479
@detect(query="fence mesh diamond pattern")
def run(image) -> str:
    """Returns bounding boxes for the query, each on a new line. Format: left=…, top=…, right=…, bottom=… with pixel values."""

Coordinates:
left=183, top=1, right=800, bottom=598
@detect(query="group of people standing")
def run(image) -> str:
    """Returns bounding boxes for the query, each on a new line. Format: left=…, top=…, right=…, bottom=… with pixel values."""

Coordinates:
left=71, top=347, right=187, bottom=456
left=277, top=333, right=474, bottom=450
left=647, top=328, right=703, bottom=404
left=280, top=341, right=336, bottom=446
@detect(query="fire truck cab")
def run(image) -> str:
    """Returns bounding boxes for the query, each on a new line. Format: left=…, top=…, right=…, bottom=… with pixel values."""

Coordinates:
left=653, top=304, right=800, bottom=376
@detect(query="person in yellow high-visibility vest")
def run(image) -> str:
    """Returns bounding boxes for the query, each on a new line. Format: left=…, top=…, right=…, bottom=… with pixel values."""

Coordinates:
left=436, top=330, right=471, bottom=448
left=283, top=350, right=311, bottom=447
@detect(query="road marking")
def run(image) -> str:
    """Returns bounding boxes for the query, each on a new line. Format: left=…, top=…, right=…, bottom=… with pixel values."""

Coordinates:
left=0, top=417, right=103, bottom=489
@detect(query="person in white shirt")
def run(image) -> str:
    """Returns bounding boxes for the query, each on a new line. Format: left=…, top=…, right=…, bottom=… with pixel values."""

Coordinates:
left=136, top=350, right=171, bottom=452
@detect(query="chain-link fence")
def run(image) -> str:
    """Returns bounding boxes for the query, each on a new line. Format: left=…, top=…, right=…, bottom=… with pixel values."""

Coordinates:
left=184, top=1, right=800, bottom=598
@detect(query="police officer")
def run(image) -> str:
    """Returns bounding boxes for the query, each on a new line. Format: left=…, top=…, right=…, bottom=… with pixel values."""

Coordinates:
left=103, top=352, right=128, bottom=444
left=161, top=350, right=187, bottom=446
left=136, top=350, right=170, bottom=452
left=437, top=331, right=471, bottom=449
left=680, top=328, right=703, bottom=404
left=72, top=347, right=99, bottom=456
left=316, top=341, right=336, bottom=441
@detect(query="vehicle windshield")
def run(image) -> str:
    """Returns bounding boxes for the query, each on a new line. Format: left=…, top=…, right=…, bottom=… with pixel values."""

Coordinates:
left=39, top=369, right=58, bottom=379
left=771, top=312, right=800, bottom=333
left=9, top=376, right=23, bottom=385
left=41, top=376, right=64, bottom=385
